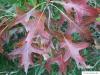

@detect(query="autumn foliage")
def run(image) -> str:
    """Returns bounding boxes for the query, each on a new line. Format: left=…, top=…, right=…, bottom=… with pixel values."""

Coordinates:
left=0, top=0, right=100, bottom=74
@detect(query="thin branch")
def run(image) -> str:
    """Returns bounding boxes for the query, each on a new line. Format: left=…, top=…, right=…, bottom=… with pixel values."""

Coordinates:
left=92, top=60, right=100, bottom=69
left=0, top=18, right=10, bottom=35
left=36, top=3, right=49, bottom=27
left=47, top=6, right=51, bottom=28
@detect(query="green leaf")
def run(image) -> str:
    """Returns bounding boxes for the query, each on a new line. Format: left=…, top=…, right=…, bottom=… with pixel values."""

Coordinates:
left=16, top=0, right=27, bottom=10
left=96, top=17, right=100, bottom=22
left=60, top=21, right=68, bottom=32
left=72, top=32, right=81, bottom=42
left=51, top=3, right=64, bottom=20
left=28, top=0, right=37, bottom=6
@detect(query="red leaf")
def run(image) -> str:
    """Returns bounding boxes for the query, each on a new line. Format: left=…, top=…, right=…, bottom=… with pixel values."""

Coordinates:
left=60, top=38, right=89, bottom=68
left=63, top=0, right=98, bottom=19
left=96, top=8, right=100, bottom=14
left=8, top=9, right=50, bottom=74
left=8, top=41, right=47, bottom=74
